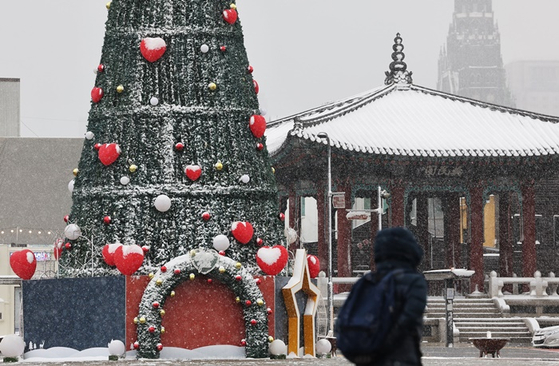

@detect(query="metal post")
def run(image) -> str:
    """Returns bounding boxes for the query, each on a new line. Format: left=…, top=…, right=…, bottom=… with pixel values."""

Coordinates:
left=445, top=278, right=455, bottom=347
left=377, top=186, right=382, bottom=231
left=318, top=132, right=334, bottom=335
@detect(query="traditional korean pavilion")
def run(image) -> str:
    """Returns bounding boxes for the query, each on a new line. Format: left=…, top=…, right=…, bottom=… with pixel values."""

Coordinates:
left=267, top=34, right=559, bottom=292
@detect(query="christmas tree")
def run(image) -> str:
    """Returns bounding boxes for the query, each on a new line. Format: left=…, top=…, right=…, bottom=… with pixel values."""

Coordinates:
left=62, top=0, right=285, bottom=278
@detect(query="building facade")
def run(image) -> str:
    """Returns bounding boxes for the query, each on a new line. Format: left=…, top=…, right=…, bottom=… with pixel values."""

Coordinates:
left=437, top=0, right=514, bottom=107
left=0, top=137, right=82, bottom=336
left=0, top=78, right=21, bottom=137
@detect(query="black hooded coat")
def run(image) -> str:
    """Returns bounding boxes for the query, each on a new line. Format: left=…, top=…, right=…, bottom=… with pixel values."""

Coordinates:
left=356, top=227, right=428, bottom=366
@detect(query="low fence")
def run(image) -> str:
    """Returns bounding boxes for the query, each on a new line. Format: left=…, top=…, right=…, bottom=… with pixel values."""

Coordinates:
left=488, top=270, right=559, bottom=298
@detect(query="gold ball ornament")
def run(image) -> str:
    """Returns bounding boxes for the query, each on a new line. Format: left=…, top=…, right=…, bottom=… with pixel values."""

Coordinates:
left=156, top=279, right=163, bottom=286
left=235, top=296, right=240, bottom=303
left=73, top=168, right=79, bottom=176
left=190, top=250, right=197, bottom=257
left=208, top=82, right=217, bottom=91
left=230, top=3, right=237, bottom=9
left=235, top=262, right=242, bottom=269
left=161, top=326, right=166, bottom=334
left=256, top=299, right=264, bottom=306
left=189, top=273, right=195, bottom=280
left=268, top=336, right=274, bottom=342
left=106, top=2, right=111, bottom=10
left=148, top=273, right=155, bottom=279
left=160, top=309, right=166, bottom=317
left=139, top=317, right=146, bottom=324
left=214, top=161, right=223, bottom=171
left=219, top=266, right=226, bottom=273
left=133, top=317, right=139, bottom=324
left=129, top=164, right=138, bottom=173
left=116, top=85, right=124, bottom=93
left=170, top=290, right=176, bottom=297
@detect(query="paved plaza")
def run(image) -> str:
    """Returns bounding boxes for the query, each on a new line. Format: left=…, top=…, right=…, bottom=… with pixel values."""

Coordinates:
left=12, top=343, right=559, bottom=365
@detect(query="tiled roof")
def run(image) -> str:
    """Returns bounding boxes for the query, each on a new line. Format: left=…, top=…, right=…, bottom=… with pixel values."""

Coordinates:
left=266, top=83, right=559, bottom=158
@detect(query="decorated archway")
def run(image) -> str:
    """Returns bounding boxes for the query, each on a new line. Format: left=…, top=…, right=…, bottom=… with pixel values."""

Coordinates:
left=134, top=249, right=269, bottom=359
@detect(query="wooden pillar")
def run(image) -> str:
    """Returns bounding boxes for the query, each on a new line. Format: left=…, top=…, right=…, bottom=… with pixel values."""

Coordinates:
left=469, top=184, right=485, bottom=292
left=498, top=193, right=513, bottom=276
left=369, top=187, right=379, bottom=271
left=390, top=181, right=405, bottom=227
left=416, top=194, right=430, bottom=269
left=316, top=188, right=327, bottom=272
left=336, top=184, right=352, bottom=278
left=444, top=194, right=461, bottom=268
left=498, top=192, right=513, bottom=293
left=522, top=181, right=537, bottom=277
left=442, top=195, right=453, bottom=268
left=288, top=189, right=298, bottom=253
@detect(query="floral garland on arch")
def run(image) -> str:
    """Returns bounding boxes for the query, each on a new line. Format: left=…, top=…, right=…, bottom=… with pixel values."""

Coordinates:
left=134, top=249, right=271, bottom=359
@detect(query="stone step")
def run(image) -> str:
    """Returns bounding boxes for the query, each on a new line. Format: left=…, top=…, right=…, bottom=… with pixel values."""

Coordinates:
left=426, top=313, right=502, bottom=319
left=428, top=298, right=493, bottom=302
left=454, top=317, right=525, bottom=322
left=456, top=325, right=528, bottom=334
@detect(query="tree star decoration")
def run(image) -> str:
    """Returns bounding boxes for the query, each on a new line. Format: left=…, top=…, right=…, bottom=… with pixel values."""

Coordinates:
left=281, top=249, right=320, bottom=357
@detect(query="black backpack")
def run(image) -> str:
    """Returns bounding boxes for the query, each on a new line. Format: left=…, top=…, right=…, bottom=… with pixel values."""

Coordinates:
left=335, top=269, right=405, bottom=362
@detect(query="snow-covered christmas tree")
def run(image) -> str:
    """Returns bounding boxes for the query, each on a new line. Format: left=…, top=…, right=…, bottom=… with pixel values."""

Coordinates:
left=62, top=0, right=285, bottom=278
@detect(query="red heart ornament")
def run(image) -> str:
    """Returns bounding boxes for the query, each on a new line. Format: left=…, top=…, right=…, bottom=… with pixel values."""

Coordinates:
left=98, top=143, right=121, bottom=166
left=10, top=249, right=37, bottom=280
left=222, top=9, right=238, bottom=24
left=231, top=221, right=254, bottom=244
left=91, top=87, right=104, bottom=103
left=249, top=115, right=266, bottom=138
left=140, top=37, right=167, bottom=62
left=307, top=254, right=320, bottom=278
left=185, top=165, right=202, bottom=181
left=102, top=243, right=123, bottom=267
left=256, top=245, right=288, bottom=276
left=113, top=245, right=144, bottom=275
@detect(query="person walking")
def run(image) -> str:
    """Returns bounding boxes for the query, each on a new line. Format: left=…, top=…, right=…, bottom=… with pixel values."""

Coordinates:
left=338, top=227, right=428, bottom=365
left=363, top=227, right=428, bottom=366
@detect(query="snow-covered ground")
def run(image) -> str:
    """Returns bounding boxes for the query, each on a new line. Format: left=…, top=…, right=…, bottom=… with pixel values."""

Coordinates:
left=21, top=344, right=245, bottom=362
left=4, top=343, right=559, bottom=365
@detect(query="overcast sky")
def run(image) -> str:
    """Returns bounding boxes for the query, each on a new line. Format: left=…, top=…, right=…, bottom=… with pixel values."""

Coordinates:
left=1, top=0, right=559, bottom=137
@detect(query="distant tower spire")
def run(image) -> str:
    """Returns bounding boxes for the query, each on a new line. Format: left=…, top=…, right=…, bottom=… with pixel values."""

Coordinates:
left=437, top=0, right=514, bottom=106
left=384, top=33, right=413, bottom=85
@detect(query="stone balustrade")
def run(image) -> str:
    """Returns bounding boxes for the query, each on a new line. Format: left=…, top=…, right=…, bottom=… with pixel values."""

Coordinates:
left=488, top=270, right=559, bottom=298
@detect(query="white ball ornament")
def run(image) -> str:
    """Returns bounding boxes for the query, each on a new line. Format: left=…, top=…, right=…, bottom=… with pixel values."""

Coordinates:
left=154, top=194, right=172, bottom=212
left=68, top=179, right=75, bottom=192
left=240, top=174, right=250, bottom=184
left=316, top=338, right=332, bottom=355
left=85, top=131, right=95, bottom=140
left=64, top=223, right=82, bottom=240
left=0, top=334, right=25, bottom=358
left=200, top=44, right=210, bottom=53
left=269, top=339, right=287, bottom=356
left=213, top=234, right=230, bottom=251
left=150, top=96, right=159, bottom=106
left=285, top=227, right=298, bottom=245
left=120, top=176, right=130, bottom=185
left=108, top=339, right=125, bottom=356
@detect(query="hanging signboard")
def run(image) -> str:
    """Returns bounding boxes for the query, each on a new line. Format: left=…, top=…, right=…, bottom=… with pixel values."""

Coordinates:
left=346, top=211, right=370, bottom=220
left=332, top=193, right=345, bottom=209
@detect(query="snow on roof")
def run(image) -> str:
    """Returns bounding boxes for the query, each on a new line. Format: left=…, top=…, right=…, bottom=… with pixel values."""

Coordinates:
left=266, top=83, right=559, bottom=158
